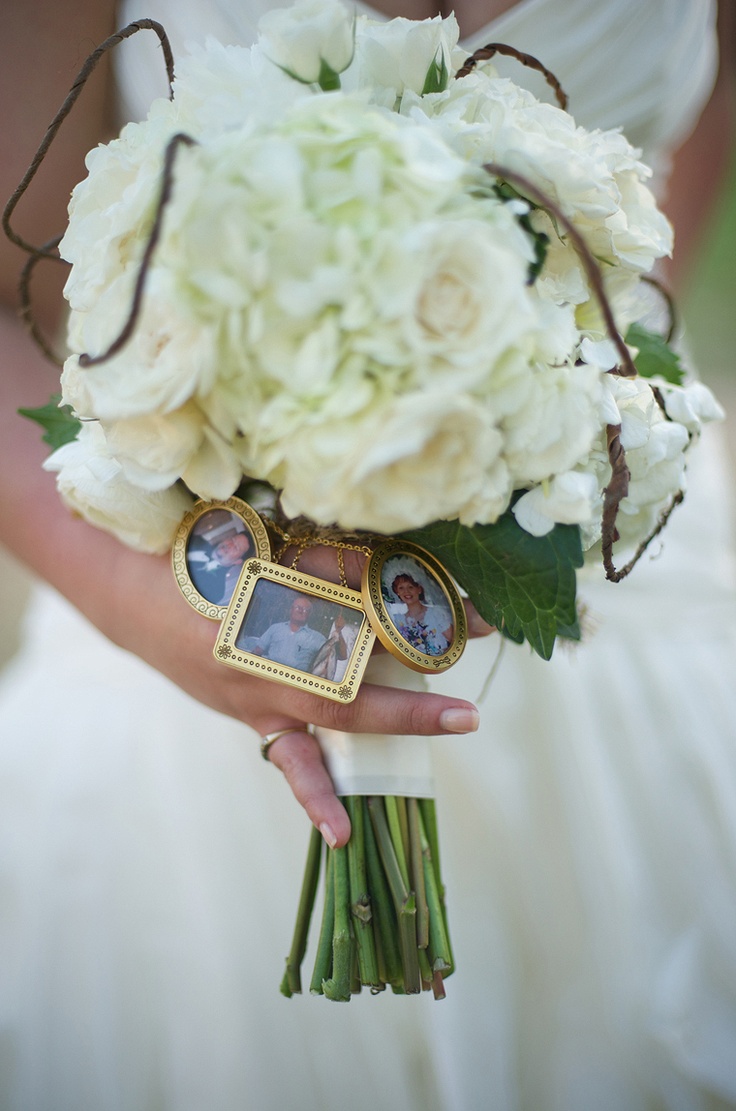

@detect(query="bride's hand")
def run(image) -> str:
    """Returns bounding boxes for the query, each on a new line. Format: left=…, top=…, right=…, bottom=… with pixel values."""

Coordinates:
left=110, top=535, right=492, bottom=849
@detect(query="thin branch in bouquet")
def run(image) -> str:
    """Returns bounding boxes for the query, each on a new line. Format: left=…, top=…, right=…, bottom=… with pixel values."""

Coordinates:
left=482, top=163, right=684, bottom=583
left=17, top=233, right=64, bottom=364
left=78, top=132, right=198, bottom=368
left=3, top=20, right=177, bottom=367
left=455, top=43, right=568, bottom=110
left=482, top=163, right=637, bottom=380
left=603, top=489, right=685, bottom=583
left=641, top=275, right=678, bottom=344
left=600, top=422, right=630, bottom=579
left=3, top=20, right=175, bottom=261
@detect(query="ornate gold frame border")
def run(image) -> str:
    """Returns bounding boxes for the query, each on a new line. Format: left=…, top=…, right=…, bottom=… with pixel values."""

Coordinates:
left=214, top=561, right=375, bottom=703
left=172, top=497, right=272, bottom=621
left=361, top=539, right=467, bottom=673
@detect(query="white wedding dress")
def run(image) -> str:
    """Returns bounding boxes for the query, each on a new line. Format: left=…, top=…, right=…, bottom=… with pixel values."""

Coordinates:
left=1, top=1, right=735, bottom=1109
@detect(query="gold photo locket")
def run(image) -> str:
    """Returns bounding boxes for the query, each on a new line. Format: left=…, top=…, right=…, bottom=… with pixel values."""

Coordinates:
left=214, top=561, right=375, bottom=703
left=361, top=539, right=467, bottom=674
left=171, top=497, right=272, bottom=621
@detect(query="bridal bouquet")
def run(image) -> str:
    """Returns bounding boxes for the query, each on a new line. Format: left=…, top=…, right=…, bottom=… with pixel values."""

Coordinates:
left=11, top=0, right=723, bottom=998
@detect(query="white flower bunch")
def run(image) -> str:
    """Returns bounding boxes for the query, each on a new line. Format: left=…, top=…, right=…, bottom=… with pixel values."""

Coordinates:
left=49, top=0, right=721, bottom=557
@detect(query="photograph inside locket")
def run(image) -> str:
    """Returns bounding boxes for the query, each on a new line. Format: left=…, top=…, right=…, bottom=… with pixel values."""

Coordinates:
left=235, top=580, right=364, bottom=681
left=381, top=555, right=454, bottom=656
left=185, top=509, right=256, bottom=607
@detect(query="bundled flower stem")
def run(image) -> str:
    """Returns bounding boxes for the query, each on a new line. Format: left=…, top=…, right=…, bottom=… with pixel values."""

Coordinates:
left=281, top=796, right=453, bottom=1000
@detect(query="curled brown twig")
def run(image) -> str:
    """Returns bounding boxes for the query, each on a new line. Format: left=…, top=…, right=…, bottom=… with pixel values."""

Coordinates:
left=483, top=162, right=637, bottom=377
left=641, top=274, right=677, bottom=344
left=455, top=43, right=568, bottom=110
left=18, top=234, right=65, bottom=365
left=600, top=423, right=630, bottom=580
left=604, top=490, right=684, bottom=583
left=484, top=162, right=683, bottom=581
left=3, top=20, right=175, bottom=261
left=78, top=132, right=198, bottom=368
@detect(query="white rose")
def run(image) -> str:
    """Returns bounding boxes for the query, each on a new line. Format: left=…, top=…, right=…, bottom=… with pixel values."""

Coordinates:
left=395, top=211, right=540, bottom=385
left=181, top=426, right=244, bottom=501
left=420, top=71, right=671, bottom=275
left=61, top=270, right=221, bottom=421
left=43, top=424, right=194, bottom=553
left=347, top=13, right=459, bottom=102
left=512, top=471, right=599, bottom=537
left=278, top=392, right=507, bottom=532
left=259, top=0, right=354, bottom=86
left=502, top=361, right=603, bottom=484
left=102, top=407, right=203, bottom=491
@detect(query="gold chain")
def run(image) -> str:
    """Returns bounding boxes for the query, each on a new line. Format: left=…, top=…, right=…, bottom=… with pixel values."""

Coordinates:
left=263, top=519, right=375, bottom=587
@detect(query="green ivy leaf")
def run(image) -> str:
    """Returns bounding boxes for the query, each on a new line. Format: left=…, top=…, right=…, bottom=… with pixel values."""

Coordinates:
left=421, top=49, right=449, bottom=94
left=401, top=512, right=583, bottom=660
left=625, top=322, right=684, bottom=385
left=18, top=394, right=81, bottom=450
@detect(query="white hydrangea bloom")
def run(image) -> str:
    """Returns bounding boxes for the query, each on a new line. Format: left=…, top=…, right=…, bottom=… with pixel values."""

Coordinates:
left=512, top=471, right=600, bottom=537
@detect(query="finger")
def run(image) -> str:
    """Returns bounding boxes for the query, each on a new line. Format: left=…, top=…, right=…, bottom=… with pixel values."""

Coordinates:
left=263, top=726, right=352, bottom=848
left=301, top=684, right=480, bottom=739
left=464, top=599, right=496, bottom=637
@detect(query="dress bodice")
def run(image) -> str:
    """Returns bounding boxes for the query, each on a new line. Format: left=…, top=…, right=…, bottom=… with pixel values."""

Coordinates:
left=116, top=0, right=718, bottom=177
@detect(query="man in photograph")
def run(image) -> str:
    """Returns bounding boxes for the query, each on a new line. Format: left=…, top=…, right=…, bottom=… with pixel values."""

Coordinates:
left=210, top=526, right=254, bottom=606
left=250, top=594, right=326, bottom=673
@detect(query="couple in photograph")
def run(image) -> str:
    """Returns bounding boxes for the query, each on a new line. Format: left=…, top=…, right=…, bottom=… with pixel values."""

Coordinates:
left=250, top=591, right=358, bottom=682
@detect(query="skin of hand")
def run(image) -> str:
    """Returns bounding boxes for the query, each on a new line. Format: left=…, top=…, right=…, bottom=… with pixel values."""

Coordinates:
left=0, top=0, right=491, bottom=849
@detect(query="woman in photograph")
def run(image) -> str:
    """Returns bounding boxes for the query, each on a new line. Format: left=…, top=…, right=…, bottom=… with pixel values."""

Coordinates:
left=0, top=2, right=734, bottom=1110
left=388, top=571, right=454, bottom=656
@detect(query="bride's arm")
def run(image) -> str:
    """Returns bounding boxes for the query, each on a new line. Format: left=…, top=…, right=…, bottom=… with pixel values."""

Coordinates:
left=0, top=0, right=483, bottom=849
left=663, top=1, right=735, bottom=291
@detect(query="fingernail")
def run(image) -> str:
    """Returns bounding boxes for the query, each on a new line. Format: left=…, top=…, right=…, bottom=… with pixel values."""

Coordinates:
left=319, top=822, right=338, bottom=848
left=439, top=706, right=480, bottom=733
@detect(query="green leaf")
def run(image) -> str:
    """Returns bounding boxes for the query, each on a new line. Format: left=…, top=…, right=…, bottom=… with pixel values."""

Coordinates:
left=492, top=183, right=548, bottom=283
left=18, top=394, right=81, bottom=450
left=625, top=322, right=684, bottom=385
left=401, top=512, right=583, bottom=660
left=421, top=49, right=449, bottom=94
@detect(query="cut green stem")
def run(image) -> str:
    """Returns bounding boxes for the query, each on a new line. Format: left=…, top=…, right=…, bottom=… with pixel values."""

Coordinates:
left=309, top=841, right=336, bottom=995
left=385, top=796, right=411, bottom=890
left=322, top=846, right=353, bottom=1002
left=407, top=797, right=429, bottom=950
left=418, top=806, right=453, bottom=976
left=281, top=823, right=323, bottom=997
left=345, top=796, right=379, bottom=987
left=367, top=796, right=420, bottom=993
left=363, top=797, right=403, bottom=988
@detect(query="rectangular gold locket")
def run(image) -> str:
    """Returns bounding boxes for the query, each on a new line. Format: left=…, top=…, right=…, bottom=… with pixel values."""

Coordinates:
left=214, top=559, right=375, bottom=703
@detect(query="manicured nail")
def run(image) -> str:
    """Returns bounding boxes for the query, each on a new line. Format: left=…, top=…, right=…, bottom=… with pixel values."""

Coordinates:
left=319, top=822, right=338, bottom=848
left=439, top=706, right=480, bottom=733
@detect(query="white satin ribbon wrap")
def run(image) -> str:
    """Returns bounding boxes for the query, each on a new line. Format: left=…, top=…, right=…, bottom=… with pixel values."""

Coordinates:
left=315, top=654, right=435, bottom=797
